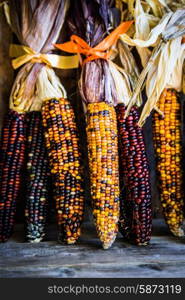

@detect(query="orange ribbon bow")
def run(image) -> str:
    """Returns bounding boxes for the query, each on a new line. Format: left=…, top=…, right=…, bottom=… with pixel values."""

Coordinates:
left=55, top=21, right=133, bottom=64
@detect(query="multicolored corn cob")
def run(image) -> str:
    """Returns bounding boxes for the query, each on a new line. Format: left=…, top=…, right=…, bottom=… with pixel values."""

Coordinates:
left=116, top=104, right=152, bottom=245
left=153, top=89, right=184, bottom=237
left=42, top=98, right=84, bottom=244
left=86, top=102, right=120, bottom=249
left=25, top=111, right=49, bottom=243
left=0, top=110, right=26, bottom=242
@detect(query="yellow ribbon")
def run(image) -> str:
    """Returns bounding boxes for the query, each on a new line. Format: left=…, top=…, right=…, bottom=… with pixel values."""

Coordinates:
left=9, top=44, right=79, bottom=70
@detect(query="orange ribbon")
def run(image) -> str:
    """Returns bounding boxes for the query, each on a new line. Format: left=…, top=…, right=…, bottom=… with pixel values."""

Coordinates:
left=55, top=21, right=133, bottom=64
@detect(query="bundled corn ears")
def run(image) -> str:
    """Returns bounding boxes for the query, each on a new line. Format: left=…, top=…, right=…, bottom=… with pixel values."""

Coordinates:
left=33, top=1, right=85, bottom=245
left=0, top=0, right=83, bottom=244
left=119, top=3, right=185, bottom=237
left=56, top=0, right=124, bottom=249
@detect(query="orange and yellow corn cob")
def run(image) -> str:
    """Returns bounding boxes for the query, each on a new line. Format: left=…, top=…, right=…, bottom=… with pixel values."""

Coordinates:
left=86, top=102, right=120, bottom=249
left=42, top=98, right=84, bottom=244
left=153, top=89, right=184, bottom=237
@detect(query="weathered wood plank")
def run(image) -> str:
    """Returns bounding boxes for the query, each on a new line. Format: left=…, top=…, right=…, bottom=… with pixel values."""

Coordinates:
left=1, top=261, right=185, bottom=278
left=0, top=220, right=185, bottom=278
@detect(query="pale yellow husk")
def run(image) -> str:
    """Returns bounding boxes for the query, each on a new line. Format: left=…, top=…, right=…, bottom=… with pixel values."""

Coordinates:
left=109, top=41, right=142, bottom=107
left=183, top=63, right=185, bottom=94
left=138, top=37, right=185, bottom=126
left=133, top=0, right=161, bottom=66
left=109, top=60, right=132, bottom=106
left=120, top=12, right=172, bottom=49
left=120, top=7, right=185, bottom=125
left=116, top=0, right=164, bottom=17
left=0, top=1, right=11, bottom=26
left=5, top=0, right=70, bottom=114
left=10, top=65, right=67, bottom=113
left=116, top=0, right=166, bottom=67
left=36, top=67, right=67, bottom=103
left=116, top=0, right=185, bottom=14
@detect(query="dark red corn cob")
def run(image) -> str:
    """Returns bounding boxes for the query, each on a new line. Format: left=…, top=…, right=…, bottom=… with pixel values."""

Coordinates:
left=116, top=104, right=152, bottom=245
left=25, top=111, right=50, bottom=243
left=0, top=110, right=26, bottom=242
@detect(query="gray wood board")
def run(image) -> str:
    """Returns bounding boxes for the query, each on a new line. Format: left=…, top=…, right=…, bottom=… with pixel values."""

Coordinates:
left=0, top=219, right=185, bottom=278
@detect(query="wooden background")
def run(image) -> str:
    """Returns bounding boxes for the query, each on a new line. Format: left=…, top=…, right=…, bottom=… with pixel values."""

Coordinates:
left=0, top=3, right=161, bottom=221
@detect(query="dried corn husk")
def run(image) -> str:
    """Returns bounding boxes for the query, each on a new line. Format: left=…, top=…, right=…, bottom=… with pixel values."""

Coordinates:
left=66, top=0, right=121, bottom=107
left=145, top=0, right=165, bottom=17
left=35, top=67, right=67, bottom=106
left=183, top=63, right=185, bottom=94
left=120, top=11, right=172, bottom=48
left=111, top=1, right=170, bottom=107
left=139, top=37, right=185, bottom=126
left=116, top=0, right=165, bottom=66
left=7, top=0, right=69, bottom=113
left=0, top=1, right=11, bottom=26
left=134, top=0, right=161, bottom=66
left=79, top=59, right=117, bottom=106
left=117, top=0, right=165, bottom=16
left=166, top=0, right=185, bottom=11
left=108, top=60, right=132, bottom=106
left=148, top=0, right=185, bottom=11
left=63, top=0, right=121, bottom=250
left=109, top=40, right=142, bottom=106
left=162, top=9, right=185, bottom=41
left=126, top=9, right=185, bottom=126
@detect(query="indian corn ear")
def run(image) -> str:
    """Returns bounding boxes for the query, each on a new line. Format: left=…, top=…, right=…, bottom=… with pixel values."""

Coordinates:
left=0, top=110, right=26, bottom=242
left=116, top=104, right=152, bottom=245
left=42, top=98, right=84, bottom=244
left=86, top=102, right=120, bottom=249
left=25, top=111, right=50, bottom=243
left=153, top=89, right=184, bottom=237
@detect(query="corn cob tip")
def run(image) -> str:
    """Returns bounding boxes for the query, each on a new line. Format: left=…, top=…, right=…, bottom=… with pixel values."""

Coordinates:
left=58, top=237, right=77, bottom=245
left=65, top=238, right=77, bottom=245
left=29, top=238, right=43, bottom=243
left=101, top=232, right=117, bottom=250
left=102, top=238, right=116, bottom=250
left=137, top=242, right=149, bottom=246
left=170, top=227, right=185, bottom=238
left=26, top=223, right=46, bottom=243
left=57, top=230, right=79, bottom=245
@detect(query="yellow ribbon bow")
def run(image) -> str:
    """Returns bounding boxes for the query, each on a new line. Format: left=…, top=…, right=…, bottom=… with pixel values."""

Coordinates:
left=9, top=44, right=79, bottom=70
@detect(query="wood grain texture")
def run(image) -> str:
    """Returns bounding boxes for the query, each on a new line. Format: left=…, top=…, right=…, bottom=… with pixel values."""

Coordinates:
left=0, top=220, right=185, bottom=278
